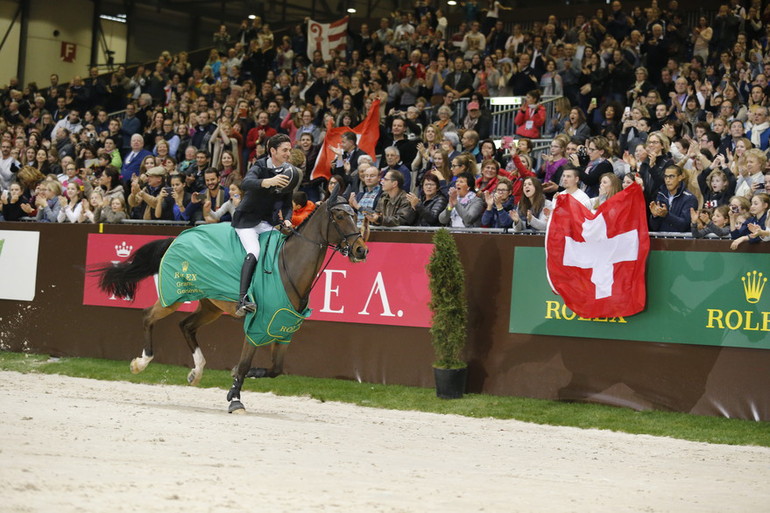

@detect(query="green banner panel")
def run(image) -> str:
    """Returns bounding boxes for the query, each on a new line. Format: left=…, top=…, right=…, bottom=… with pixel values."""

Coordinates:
left=510, top=247, right=770, bottom=350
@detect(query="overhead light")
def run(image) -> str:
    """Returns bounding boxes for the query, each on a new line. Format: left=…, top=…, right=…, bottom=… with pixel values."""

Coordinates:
left=100, top=14, right=127, bottom=23
left=447, top=0, right=457, bottom=5
left=248, top=14, right=256, bottom=19
left=347, top=7, right=356, bottom=13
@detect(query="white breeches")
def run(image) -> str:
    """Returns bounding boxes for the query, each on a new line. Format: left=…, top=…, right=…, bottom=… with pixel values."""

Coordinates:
left=235, top=222, right=273, bottom=258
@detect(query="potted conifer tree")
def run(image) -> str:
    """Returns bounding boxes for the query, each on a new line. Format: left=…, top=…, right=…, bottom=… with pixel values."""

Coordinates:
left=427, top=228, right=468, bottom=399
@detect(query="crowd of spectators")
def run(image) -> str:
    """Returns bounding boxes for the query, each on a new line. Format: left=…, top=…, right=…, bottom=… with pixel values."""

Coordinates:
left=1, top=0, right=770, bottom=245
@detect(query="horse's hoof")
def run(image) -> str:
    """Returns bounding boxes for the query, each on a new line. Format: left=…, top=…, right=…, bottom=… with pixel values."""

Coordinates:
left=129, top=360, right=141, bottom=374
left=228, top=401, right=245, bottom=414
left=246, top=367, right=268, bottom=379
left=187, top=369, right=202, bottom=386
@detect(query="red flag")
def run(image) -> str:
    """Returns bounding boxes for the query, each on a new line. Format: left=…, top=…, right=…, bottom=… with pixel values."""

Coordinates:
left=310, top=99, right=381, bottom=181
left=545, top=183, right=650, bottom=318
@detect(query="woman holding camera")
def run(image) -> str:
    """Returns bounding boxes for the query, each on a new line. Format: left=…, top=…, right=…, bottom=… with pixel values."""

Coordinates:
left=568, top=135, right=614, bottom=198
left=160, top=174, right=201, bottom=222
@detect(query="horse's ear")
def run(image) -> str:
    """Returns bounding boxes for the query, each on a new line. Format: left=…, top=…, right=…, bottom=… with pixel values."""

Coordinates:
left=360, top=217, right=371, bottom=242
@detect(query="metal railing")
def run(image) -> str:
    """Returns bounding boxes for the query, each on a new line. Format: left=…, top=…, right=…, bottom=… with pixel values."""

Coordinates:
left=429, top=96, right=561, bottom=141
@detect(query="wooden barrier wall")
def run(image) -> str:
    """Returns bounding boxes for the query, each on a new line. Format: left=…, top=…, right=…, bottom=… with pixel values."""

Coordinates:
left=1, top=222, right=768, bottom=421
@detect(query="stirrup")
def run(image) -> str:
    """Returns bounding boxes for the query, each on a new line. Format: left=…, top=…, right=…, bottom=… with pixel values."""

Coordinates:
left=235, top=296, right=256, bottom=317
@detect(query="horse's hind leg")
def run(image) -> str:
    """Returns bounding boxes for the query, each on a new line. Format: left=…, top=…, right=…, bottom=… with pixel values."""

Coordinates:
left=227, top=340, right=257, bottom=414
left=130, top=300, right=181, bottom=374
left=179, top=299, right=223, bottom=386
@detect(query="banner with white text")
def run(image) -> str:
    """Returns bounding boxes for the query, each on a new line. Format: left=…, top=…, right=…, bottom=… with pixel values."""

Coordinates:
left=307, top=242, right=433, bottom=328
left=511, top=247, right=770, bottom=350
left=83, top=235, right=433, bottom=328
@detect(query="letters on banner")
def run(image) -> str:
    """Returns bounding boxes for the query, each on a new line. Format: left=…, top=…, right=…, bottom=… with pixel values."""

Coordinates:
left=83, top=235, right=433, bottom=328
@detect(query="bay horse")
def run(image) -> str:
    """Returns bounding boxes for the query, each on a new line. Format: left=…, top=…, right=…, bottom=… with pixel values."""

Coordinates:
left=95, top=188, right=368, bottom=413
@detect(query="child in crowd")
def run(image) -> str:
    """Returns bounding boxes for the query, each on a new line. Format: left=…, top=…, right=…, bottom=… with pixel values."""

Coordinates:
left=79, top=189, right=105, bottom=223
left=703, top=168, right=731, bottom=208
left=58, top=182, right=84, bottom=223
left=291, top=191, right=316, bottom=227
left=691, top=206, right=730, bottom=238
left=102, top=196, right=128, bottom=223
left=730, top=193, right=770, bottom=250
left=727, top=195, right=751, bottom=234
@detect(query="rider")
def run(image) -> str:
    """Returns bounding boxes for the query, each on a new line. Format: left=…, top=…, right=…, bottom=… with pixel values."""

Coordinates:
left=232, top=133, right=296, bottom=316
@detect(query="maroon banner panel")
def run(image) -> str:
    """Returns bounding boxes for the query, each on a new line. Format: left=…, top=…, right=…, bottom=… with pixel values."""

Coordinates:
left=308, top=242, right=433, bottom=328
left=83, top=233, right=199, bottom=312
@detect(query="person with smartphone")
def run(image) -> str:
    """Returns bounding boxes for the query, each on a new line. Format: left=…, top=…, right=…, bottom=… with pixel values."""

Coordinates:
left=163, top=174, right=201, bottom=222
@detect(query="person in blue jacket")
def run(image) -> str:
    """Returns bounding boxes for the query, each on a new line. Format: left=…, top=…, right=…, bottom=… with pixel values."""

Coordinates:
left=648, top=164, right=698, bottom=232
left=481, top=177, right=515, bottom=228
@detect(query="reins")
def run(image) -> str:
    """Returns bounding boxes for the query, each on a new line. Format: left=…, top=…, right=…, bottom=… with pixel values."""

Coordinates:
left=279, top=201, right=362, bottom=310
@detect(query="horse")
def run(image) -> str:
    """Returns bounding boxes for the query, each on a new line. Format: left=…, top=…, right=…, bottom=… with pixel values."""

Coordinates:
left=95, top=188, right=368, bottom=413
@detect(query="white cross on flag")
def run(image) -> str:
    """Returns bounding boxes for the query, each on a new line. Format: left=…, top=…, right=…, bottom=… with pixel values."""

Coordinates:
left=307, top=16, right=349, bottom=61
left=545, top=183, right=650, bottom=318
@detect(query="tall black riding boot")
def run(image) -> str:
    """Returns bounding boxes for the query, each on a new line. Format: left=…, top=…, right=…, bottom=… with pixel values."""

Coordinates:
left=236, top=254, right=258, bottom=317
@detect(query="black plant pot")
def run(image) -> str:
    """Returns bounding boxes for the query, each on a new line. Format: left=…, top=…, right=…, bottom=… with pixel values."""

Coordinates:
left=433, top=367, right=468, bottom=399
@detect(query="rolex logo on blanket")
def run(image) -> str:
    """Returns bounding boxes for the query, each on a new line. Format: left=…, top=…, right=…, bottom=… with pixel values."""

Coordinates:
left=545, top=184, right=650, bottom=318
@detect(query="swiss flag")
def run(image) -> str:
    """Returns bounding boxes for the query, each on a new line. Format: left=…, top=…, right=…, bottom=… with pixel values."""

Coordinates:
left=545, top=183, right=650, bottom=318
left=310, top=99, right=381, bottom=181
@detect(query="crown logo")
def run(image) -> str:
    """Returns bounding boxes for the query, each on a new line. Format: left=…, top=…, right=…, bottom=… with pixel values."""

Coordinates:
left=742, top=270, right=766, bottom=304
left=115, top=242, right=133, bottom=258
left=181, top=261, right=189, bottom=272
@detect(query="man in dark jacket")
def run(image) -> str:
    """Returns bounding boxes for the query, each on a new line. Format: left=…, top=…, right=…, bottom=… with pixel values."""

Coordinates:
left=443, top=56, right=474, bottom=98
left=232, top=133, right=296, bottom=315
left=365, top=170, right=416, bottom=226
left=649, top=164, right=698, bottom=232
left=332, top=131, right=370, bottom=174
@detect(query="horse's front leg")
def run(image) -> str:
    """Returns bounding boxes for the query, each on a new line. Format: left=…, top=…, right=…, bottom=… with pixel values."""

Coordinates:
left=228, top=340, right=257, bottom=414
left=246, top=342, right=288, bottom=378
left=131, top=301, right=180, bottom=374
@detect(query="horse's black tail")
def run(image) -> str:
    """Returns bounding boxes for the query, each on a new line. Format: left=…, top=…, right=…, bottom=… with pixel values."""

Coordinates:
left=91, top=238, right=175, bottom=300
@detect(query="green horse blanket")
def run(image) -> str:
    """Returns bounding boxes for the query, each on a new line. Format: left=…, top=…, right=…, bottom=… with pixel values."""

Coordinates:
left=158, top=223, right=311, bottom=347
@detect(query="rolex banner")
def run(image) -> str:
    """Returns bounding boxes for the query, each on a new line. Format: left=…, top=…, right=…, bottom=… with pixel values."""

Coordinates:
left=511, top=247, right=770, bottom=350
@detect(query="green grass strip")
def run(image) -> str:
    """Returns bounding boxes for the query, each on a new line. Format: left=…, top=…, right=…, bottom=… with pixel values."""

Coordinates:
left=2, top=351, right=768, bottom=448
